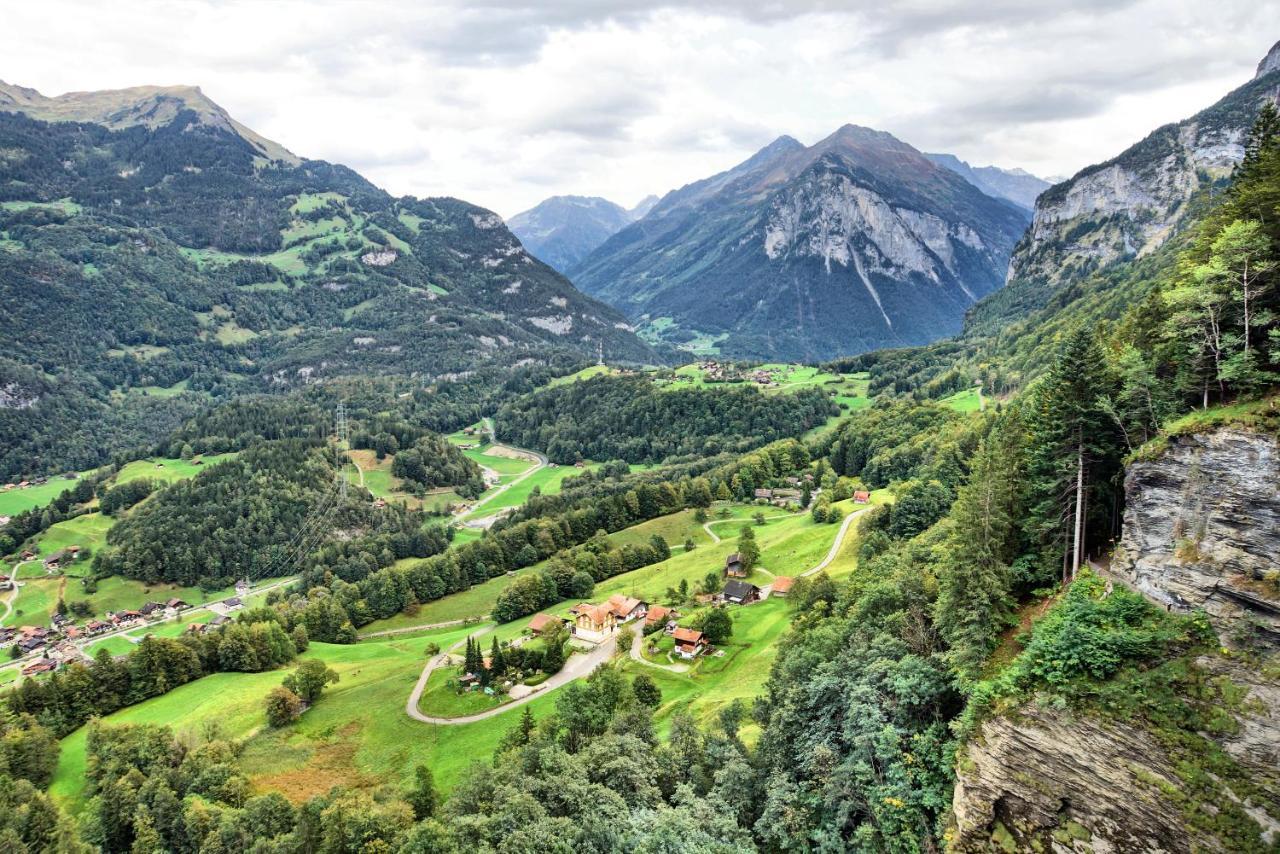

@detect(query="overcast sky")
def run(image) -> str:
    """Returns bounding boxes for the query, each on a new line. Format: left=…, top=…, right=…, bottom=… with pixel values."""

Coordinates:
left=4, top=1, right=1278, bottom=217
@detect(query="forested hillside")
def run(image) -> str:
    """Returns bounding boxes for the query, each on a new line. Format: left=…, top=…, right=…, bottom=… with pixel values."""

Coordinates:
left=0, top=87, right=658, bottom=480
left=494, top=373, right=834, bottom=463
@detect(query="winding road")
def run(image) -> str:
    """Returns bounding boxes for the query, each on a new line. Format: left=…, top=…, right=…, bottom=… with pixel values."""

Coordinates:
left=458, top=419, right=549, bottom=523
left=406, top=628, right=618, bottom=724
left=405, top=501, right=874, bottom=723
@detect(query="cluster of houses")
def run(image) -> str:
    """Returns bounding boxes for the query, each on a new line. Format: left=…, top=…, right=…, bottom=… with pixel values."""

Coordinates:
left=0, top=595, right=194, bottom=678
left=2, top=475, right=59, bottom=493
left=695, top=361, right=778, bottom=387
left=523, top=549, right=803, bottom=661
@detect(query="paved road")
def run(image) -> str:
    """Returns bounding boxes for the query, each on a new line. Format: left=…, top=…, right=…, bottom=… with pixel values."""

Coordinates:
left=406, top=629, right=617, bottom=724
left=459, top=421, right=549, bottom=521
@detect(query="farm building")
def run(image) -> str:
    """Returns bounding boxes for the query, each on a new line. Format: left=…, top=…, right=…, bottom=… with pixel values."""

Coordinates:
left=645, top=604, right=674, bottom=628
left=672, top=627, right=706, bottom=659
left=771, top=576, right=795, bottom=596
left=606, top=594, right=646, bottom=622
left=724, top=553, right=747, bottom=578
left=722, top=579, right=760, bottom=605
left=853, top=490, right=871, bottom=504
left=527, top=613, right=561, bottom=635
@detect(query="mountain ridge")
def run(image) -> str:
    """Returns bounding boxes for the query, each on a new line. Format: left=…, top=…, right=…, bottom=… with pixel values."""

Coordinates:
left=569, top=124, right=1029, bottom=361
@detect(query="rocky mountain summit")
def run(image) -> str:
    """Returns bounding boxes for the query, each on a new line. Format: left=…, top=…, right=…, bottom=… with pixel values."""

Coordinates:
left=571, top=125, right=1029, bottom=360
left=923, top=152, right=1049, bottom=210
left=1004, top=41, right=1280, bottom=293
left=507, top=194, right=655, bottom=274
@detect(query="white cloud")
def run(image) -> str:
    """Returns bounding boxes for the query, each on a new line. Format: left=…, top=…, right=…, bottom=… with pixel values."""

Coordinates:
left=2, top=0, right=1277, bottom=216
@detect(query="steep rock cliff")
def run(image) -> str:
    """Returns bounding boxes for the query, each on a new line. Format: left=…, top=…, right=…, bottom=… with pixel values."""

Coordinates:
left=952, top=425, right=1280, bottom=852
left=1116, top=427, right=1280, bottom=649
left=952, top=661, right=1280, bottom=853
left=1003, top=43, right=1280, bottom=294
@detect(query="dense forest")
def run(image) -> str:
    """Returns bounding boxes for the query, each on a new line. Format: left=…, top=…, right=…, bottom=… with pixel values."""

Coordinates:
left=0, top=105, right=659, bottom=480
left=494, top=374, right=834, bottom=463
left=91, top=440, right=444, bottom=588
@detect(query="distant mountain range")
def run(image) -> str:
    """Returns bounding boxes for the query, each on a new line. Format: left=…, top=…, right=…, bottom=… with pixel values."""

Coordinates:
left=0, top=80, right=656, bottom=477
left=508, top=194, right=658, bottom=273
left=923, top=153, right=1050, bottom=210
left=568, top=126, right=1030, bottom=361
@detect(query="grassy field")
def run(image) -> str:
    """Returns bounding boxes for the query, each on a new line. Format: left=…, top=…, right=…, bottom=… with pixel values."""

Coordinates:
left=546, top=365, right=616, bottom=387
left=35, top=512, right=114, bottom=559
left=940, top=387, right=985, bottom=413
left=51, top=625, right=546, bottom=812
left=0, top=476, right=86, bottom=517
left=417, top=664, right=511, bottom=717
left=624, top=596, right=795, bottom=740
left=460, top=463, right=592, bottom=520
left=7, top=577, right=62, bottom=627
left=115, top=454, right=236, bottom=486
left=49, top=494, right=885, bottom=815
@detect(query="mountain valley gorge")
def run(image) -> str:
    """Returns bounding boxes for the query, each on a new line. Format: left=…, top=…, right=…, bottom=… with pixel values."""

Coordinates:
left=0, top=23, right=1279, bottom=854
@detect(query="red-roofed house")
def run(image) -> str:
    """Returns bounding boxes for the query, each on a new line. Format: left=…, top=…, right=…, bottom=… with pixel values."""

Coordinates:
left=527, top=613, right=559, bottom=635
left=672, top=627, right=705, bottom=659
left=771, top=576, right=795, bottom=596
left=853, top=490, right=871, bottom=504
left=606, top=594, right=646, bottom=622
left=645, top=604, right=673, bottom=628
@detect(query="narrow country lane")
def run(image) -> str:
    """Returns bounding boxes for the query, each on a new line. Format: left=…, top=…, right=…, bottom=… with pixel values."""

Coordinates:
left=406, top=629, right=617, bottom=724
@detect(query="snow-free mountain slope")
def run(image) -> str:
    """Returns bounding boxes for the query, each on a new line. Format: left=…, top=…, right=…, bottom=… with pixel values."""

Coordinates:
left=571, top=125, right=1029, bottom=361
left=507, top=195, right=638, bottom=274
left=923, top=153, right=1050, bottom=210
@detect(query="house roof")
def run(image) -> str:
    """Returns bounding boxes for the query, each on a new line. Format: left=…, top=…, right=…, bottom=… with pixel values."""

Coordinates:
left=725, top=553, right=741, bottom=565
left=854, top=490, right=871, bottom=501
left=528, top=613, right=557, bottom=633
left=771, top=576, right=795, bottom=593
left=607, top=594, right=642, bottom=617
left=571, top=602, right=613, bottom=626
left=645, top=604, right=671, bottom=623
left=672, top=627, right=704, bottom=645
left=723, top=580, right=758, bottom=600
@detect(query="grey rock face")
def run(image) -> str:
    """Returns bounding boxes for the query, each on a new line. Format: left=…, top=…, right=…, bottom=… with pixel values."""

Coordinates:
left=952, top=671, right=1280, bottom=853
left=1006, top=53, right=1280, bottom=291
left=1115, top=428, right=1280, bottom=648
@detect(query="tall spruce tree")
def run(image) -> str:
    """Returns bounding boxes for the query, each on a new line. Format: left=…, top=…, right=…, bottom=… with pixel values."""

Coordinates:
left=1022, top=334, right=1121, bottom=583
left=935, top=423, right=1023, bottom=686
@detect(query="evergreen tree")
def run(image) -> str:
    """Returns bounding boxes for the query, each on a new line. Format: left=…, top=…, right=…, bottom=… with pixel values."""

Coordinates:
left=737, top=526, right=760, bottom=572
left=935, top=428, right=1021, bottom=686
left=1022, top=335, right=1121, bottom=582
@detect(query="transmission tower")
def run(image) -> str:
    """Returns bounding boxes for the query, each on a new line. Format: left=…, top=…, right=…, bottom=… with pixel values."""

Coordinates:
left=335, top=403, right=349, bottom=500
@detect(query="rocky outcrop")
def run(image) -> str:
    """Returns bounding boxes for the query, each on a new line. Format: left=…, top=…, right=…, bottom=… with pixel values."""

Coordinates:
left=1115, top=427, right=1280, bottom=649
left=952, top=667, right=1280, bottom=853
left=1005, top=43, right=1280, bottom=291
left=953, top=424, right=1280, bottom=852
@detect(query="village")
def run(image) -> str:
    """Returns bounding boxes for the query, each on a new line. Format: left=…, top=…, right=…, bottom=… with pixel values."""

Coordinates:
left=0, top=561, right=253, bottom=677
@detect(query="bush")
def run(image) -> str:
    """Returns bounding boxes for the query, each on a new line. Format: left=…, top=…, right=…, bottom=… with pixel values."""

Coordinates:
left=265, top=687, right=304, bottom=727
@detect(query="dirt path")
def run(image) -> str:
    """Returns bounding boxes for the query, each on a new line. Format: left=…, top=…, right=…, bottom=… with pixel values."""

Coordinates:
left=406, top=629, right=617, bottom=724
left=628, top=626, right=689, bottom=673
left=357, top=618, right=475, bottom=640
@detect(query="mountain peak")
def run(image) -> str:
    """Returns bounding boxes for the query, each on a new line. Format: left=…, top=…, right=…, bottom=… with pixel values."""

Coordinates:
left=1257, top=40, right=1280, bottom=79
left=0, top=80, right=298, bottom=164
